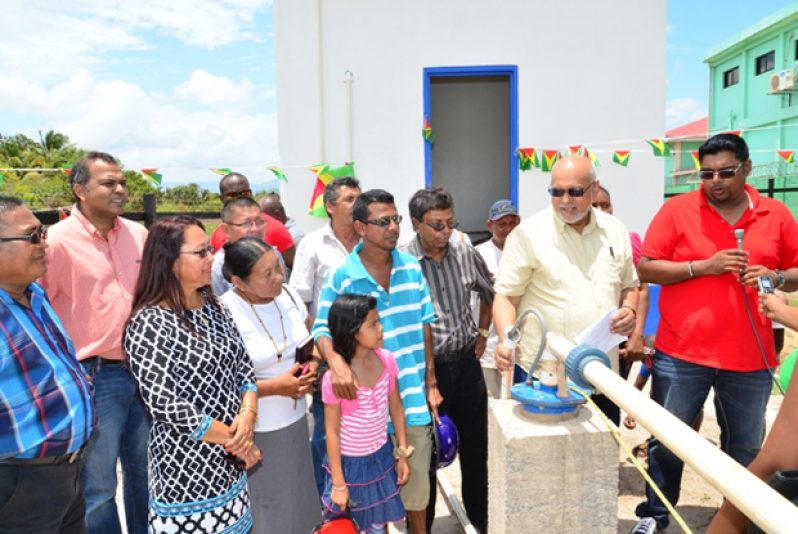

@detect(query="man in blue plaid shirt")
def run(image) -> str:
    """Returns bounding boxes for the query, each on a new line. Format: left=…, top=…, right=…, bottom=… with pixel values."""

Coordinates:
left=0, top=196, right=94, bottom=533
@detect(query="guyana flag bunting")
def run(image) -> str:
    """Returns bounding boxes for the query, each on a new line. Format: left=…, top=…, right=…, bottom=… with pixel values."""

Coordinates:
left=423, top=117, right=435, bottom=144
left=268, top=166, right=288, bottom=182
left=0, top=172, right=4, bottom=186
left=540, top=150, right=559, bottom=172
left=518, top=148, right=537, bottom=171
left=58, top=207, right=69, bottom=220
left=691, top=151, right=701, bottom=169
left=612, top=150, right=631, bottom=167
left=210, top=168, right=232, bottom=176
left=725, top=130, right=741, bottom=137
left=60, top=164, right=72, bottom=176
left=308, top=162, right=356, bottom=218
left=645, top=139, right=671, bottom=157
left=140, top=168, right=163, bottom=186
left=778, top=150, right=795, bottom=163
left=584, top=148, right=601, bottom=168
left=568, top=145, right=583, bottom=156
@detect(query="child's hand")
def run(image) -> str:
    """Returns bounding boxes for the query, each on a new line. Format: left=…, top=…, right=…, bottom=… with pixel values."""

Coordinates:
left=395, top=458, right=410, bottom=486
left=759, top=292, right=788, bottom=320
left=331, top=484, right=349, bottom=510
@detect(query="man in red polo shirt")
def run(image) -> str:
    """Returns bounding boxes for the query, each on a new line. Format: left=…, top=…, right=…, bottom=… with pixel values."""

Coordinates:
left=632, top=133, right=798, bottom=532
left=210, top=172, right=295, bottom=268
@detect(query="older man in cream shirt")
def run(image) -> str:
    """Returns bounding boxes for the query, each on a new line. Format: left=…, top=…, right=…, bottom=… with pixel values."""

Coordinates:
left=493, top=155, right=639, bottom=425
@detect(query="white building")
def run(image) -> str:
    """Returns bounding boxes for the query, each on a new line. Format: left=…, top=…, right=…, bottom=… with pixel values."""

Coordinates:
left=274, top=0, right=666, bottom=239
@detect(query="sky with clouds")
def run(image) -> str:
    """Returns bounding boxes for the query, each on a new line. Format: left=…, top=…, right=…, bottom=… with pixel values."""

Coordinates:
left=666, top=0, right=796, bottom=130
left=1, top=1, right=796, bottom=187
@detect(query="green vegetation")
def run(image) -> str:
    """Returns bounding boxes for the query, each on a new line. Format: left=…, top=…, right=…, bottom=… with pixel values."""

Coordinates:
left=0, top=130, right=261, bottom=212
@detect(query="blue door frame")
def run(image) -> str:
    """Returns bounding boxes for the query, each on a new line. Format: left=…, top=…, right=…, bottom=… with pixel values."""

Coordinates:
left=422, top=65, right=519, bottom=206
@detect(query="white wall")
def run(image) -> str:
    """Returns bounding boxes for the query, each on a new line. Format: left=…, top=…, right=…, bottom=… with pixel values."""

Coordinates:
left=274, top=0, right=666, bottom=237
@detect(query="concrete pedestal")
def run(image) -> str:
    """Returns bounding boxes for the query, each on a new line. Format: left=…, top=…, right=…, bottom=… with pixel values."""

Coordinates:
left=488, top=399, right=618, bottom=533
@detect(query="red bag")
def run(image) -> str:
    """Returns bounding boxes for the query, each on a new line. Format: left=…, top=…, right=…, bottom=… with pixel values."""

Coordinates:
left=312, top=515, right=359, bottom=534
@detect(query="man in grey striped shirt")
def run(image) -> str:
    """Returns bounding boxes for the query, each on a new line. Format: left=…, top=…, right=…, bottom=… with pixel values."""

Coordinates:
left=401, top=186, right=494, bottom=534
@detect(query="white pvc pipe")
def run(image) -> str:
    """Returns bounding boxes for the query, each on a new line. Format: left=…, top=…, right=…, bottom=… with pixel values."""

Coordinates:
left=546, top=333, right=798, bottom=534
left=437, top=470, right=480, bottom=534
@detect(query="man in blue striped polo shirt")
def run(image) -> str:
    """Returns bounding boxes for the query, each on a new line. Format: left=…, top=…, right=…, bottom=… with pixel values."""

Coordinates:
left=313, top=189, right=441, bottom=534
left=0, top=196, right=95, bottom=533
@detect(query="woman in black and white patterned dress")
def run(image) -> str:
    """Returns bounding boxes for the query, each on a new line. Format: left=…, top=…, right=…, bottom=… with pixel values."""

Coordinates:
left=124, top=216, right=261, bottom=534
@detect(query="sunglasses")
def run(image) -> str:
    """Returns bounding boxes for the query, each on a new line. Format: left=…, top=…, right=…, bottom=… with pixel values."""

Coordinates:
left=181, top=246, right=215, bottom=259
left=222, top=189, right=253, bottom=200
left=547, top=182, right=594, bottom=198
left=227, top=218, right=266, bottom=230
left=423, top=219, right=460, bottom=232
left=364, top=215, right=403, bottom=227
left=0, top=227, right=47, bottom=244
left=698, top=162, right=743, bottom=180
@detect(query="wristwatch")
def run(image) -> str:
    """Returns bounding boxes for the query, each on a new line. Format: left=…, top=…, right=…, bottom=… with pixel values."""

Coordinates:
left=478, top=328, right=490, bottom=339
left=775, top=269, right=786, bottom=289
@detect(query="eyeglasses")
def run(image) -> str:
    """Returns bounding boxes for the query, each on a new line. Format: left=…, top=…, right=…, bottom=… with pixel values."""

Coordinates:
left=0, top=227, right=47, bottom=244
left=423, top=219, right=460, bottom=232
left=181, top=246, right=215, bottom=259
left=223, top=452, right=246, bottom=470
left=226, top=218, right=266, bottom=231
left=548, top=182, right=594, bottom=198
left=222, top=189, right=253, bottom=200
left=698, top=162, right=743, bottom=180
left=364, top=215, right=403, bottom=227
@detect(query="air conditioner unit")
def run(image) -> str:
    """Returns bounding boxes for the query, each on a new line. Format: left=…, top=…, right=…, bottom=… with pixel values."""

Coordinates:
left=770, top=70, right=795, bottom=92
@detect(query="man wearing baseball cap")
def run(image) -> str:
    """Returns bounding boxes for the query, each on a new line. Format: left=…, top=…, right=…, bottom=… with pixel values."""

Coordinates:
left=475, top=200, right=520, bottom=397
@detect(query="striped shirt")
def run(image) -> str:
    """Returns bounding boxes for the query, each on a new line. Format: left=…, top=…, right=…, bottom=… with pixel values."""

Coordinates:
left=0, top=283, right=94, bottom=459
left=312, top=243, right=435, bottom=427
left=402, top=236, right=494, bottom=355
left=321, top=348, right=397, bottom=456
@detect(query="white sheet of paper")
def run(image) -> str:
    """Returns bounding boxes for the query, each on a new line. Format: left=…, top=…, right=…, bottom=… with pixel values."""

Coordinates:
left=574, top=306, right=627, bottom=353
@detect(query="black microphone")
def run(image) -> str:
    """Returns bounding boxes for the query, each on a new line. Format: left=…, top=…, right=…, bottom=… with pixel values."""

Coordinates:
left=734, top=228, right=744, bottom=251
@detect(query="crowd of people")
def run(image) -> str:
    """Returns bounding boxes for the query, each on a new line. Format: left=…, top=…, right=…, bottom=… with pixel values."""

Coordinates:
left=1, top=132, right=797, bottom=534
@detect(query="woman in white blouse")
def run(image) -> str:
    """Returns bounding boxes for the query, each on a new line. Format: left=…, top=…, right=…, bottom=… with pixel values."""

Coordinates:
left=220, top=237, right=321, bottom=533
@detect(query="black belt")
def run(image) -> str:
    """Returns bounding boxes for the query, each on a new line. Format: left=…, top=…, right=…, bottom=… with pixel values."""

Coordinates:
left=436, top=339, right=477, bottom=363
left=82, top=356, right=122, bottom=367
left=1, top=446, right=85, bottom=466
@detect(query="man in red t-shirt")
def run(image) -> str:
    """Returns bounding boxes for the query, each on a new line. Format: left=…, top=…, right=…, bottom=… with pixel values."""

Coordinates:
left=633, top=133, right=798, bottom=531
left=210, top=172, right=295, bottom=268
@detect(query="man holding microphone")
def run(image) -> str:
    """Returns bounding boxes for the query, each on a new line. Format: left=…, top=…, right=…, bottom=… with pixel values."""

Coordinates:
left=632, top=133, right=798, bottom=533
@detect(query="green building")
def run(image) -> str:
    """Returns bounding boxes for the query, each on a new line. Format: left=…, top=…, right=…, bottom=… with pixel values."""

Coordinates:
left=665, top=2, right=798, bottom=212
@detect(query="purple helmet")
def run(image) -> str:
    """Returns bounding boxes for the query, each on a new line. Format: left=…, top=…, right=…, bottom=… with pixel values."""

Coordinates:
left=434, top=413, right=459, bottom=469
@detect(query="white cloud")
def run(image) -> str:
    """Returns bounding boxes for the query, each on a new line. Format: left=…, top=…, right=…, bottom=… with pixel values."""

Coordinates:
left=175, top=70, right=256, bottom=109
left=0, top=0, right=270, bottom=82
left=666, top=97, right=707, bottom=130
left=0, top=69, right=278, bottom=185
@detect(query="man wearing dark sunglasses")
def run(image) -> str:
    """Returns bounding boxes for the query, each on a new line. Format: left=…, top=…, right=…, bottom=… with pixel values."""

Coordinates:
left=493, top=154, right=639, bottom=410
left=0, top=196, right=95, bottom=533
left=210, top=172, right=296, bottom=270
left=633, top=134, right=798, bottom=532
left=401, top=187, right=494, bottom=534
left=40, top=152, right=150, bottom=533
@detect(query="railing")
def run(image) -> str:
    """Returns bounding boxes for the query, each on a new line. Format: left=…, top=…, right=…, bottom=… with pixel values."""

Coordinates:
left=32, top=194, right=219, bottom=228
left=545, top=333, right=798, bottom=533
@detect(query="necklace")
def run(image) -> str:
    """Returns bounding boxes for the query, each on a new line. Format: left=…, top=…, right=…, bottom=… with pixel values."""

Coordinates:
left=245, top=296, right=288, bottom=359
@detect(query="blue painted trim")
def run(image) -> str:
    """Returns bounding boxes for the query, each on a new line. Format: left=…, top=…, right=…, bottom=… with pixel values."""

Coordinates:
left=422, top=65, right=519, bottom=206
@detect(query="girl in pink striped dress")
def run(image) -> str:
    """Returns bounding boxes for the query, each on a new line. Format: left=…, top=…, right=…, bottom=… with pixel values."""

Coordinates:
left=322, top=294, right=411, bottom=533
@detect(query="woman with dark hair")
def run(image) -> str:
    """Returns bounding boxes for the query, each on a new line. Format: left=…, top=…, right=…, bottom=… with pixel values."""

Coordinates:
left=124, top=215, right=261, bottom=534
left=220, top=237, right=321, bottom=533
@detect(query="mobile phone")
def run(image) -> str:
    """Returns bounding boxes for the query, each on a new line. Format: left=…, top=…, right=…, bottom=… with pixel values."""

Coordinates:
left=293, top=335, right=315, bottom=376
left=758, top=275, right=775, bottom=294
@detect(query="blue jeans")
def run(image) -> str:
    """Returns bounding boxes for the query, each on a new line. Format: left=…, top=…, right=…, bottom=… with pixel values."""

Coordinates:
left=635, top=350, right=772, bottom=528
left=311, top=388, right=327, bottom=498
left=81, top=362, right=150, bottom=534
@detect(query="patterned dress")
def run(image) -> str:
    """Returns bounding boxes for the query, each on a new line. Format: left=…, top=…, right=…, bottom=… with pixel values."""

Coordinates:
left=125, top=299, right=257, bottom=534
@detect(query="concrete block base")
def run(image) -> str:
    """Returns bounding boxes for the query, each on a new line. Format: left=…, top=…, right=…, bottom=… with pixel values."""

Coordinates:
left=488, top=399, right=618, bottom=533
